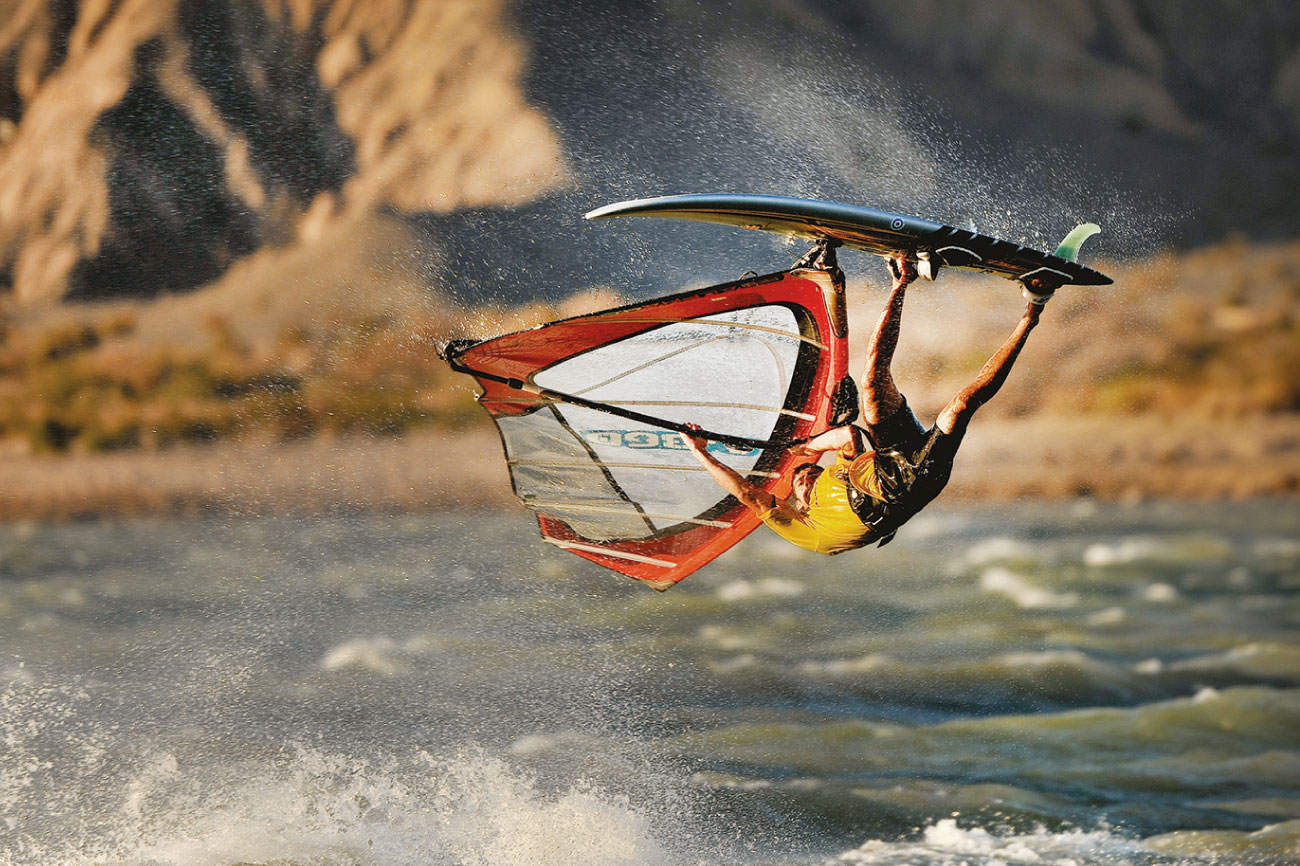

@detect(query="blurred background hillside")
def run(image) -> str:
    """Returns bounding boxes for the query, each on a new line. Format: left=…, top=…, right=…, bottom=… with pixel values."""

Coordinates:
left=1, top=0, right=1298, bottom=516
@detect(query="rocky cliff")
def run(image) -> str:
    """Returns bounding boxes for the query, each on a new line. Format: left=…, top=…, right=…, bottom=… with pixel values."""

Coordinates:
left=0, top=0, right=566, bottom=304
left=441, top=0, right=1300, bottom=305
left=1, top=0, right=1297, bottom=309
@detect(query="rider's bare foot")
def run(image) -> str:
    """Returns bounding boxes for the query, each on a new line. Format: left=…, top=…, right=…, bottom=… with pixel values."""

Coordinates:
left=887, top=253, right=917, bottom=288
left=1021, top=277, right=1054, bottom=306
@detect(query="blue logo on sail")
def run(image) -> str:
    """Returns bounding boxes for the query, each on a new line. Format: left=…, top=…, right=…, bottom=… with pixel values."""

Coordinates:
left=582, top=430, right=758, bottom=457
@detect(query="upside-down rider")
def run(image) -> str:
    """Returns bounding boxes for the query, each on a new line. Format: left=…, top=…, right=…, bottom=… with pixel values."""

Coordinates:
left=685, top=253, right=1049, bottom=553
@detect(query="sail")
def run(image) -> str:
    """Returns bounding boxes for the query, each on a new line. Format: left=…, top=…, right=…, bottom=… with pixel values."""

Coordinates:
left=442, top=268, right=851, bottom=590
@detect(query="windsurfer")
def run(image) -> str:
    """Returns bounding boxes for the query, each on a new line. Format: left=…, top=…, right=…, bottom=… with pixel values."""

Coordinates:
left=684, top=254, right=1044, bottom=553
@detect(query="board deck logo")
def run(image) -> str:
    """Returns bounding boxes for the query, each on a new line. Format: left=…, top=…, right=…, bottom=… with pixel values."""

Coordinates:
left=582, top=429, right=758, bottom=457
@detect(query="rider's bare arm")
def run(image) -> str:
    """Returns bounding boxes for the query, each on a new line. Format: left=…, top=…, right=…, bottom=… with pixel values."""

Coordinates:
left=683, top=429, right=780, bottom=515
left=790, top=426, right=859, bottom=458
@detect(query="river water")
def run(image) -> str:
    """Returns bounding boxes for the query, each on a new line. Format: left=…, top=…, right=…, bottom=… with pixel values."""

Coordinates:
left=2, top=500, right=1298, bottom=865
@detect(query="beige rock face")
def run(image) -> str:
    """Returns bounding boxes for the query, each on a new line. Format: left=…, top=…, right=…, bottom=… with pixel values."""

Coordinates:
left=320, top=0, right=569, bottom=215
left=0, top=0, right=568, bottom=304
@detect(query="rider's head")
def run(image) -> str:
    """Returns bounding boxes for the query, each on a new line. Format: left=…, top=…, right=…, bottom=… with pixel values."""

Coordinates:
left=791, top=463, right=823, bottom=511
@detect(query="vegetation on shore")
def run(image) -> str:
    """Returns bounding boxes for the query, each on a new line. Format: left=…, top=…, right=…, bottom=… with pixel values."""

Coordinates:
left=0, top=210, right=619, bottom=457
left=1068, top=242, right=1300, bottom=418
left=0, top=309, right=477, bottom=454
left=1, top=238, right=1297, bottom=458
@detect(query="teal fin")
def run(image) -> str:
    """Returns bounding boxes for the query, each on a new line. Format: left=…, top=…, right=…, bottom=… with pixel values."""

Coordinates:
left=1054, top=223, right=1101, bottom=262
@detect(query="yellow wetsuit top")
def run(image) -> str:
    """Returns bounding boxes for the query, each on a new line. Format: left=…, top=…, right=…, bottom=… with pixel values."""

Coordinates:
left=757, top=448, right=875, bottom=555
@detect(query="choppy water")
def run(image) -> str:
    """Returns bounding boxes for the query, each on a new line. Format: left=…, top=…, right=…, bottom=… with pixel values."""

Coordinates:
left=2, top=500, right=1298, bottom=865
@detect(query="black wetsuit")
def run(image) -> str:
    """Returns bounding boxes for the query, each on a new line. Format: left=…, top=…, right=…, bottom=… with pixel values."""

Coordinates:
left=846, top=399, right=965, bottom=546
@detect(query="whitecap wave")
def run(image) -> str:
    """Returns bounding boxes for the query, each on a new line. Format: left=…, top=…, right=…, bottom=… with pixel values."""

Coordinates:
left=320, top=635, right=403, bottom=676
left=9, top=743, right=680, bottom=866
left=979, top=566, right=1079, bottom=609
left=948, top=536, right=1038, bottom=573
left=1168, top=642, right=1300, bottom=680
left=837, top=818, right=1153, bottom=865
left=1146, top=817, right=1300, bottom=863
left=1083, top=534, right=1233, bottom=567
left=716, top=577, right=805, bottom=601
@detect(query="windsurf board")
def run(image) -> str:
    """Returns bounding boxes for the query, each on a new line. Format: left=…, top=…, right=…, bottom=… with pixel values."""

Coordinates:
left=585, top=193, right=1112, bottom=291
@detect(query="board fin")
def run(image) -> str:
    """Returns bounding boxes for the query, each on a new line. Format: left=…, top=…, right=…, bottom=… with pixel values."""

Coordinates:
left=1054, top=223, right=1101, bottom=262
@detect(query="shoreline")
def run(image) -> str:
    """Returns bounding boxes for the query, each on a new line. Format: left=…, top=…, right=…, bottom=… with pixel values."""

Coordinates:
left=1, top=415, right=1298, bottom=522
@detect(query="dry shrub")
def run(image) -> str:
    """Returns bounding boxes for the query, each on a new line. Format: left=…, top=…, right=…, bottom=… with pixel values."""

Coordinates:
left=2, top=236, right=1297, bottom=454
left=0, top=305, right=483, bottom=454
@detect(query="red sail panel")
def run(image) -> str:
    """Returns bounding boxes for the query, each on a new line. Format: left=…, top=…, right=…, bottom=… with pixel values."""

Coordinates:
left=445, top=268, right=850, bottom=590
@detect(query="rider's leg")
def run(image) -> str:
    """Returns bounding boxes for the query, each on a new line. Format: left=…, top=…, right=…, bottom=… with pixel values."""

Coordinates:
left=936, top=301, right=1042, bottom=436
